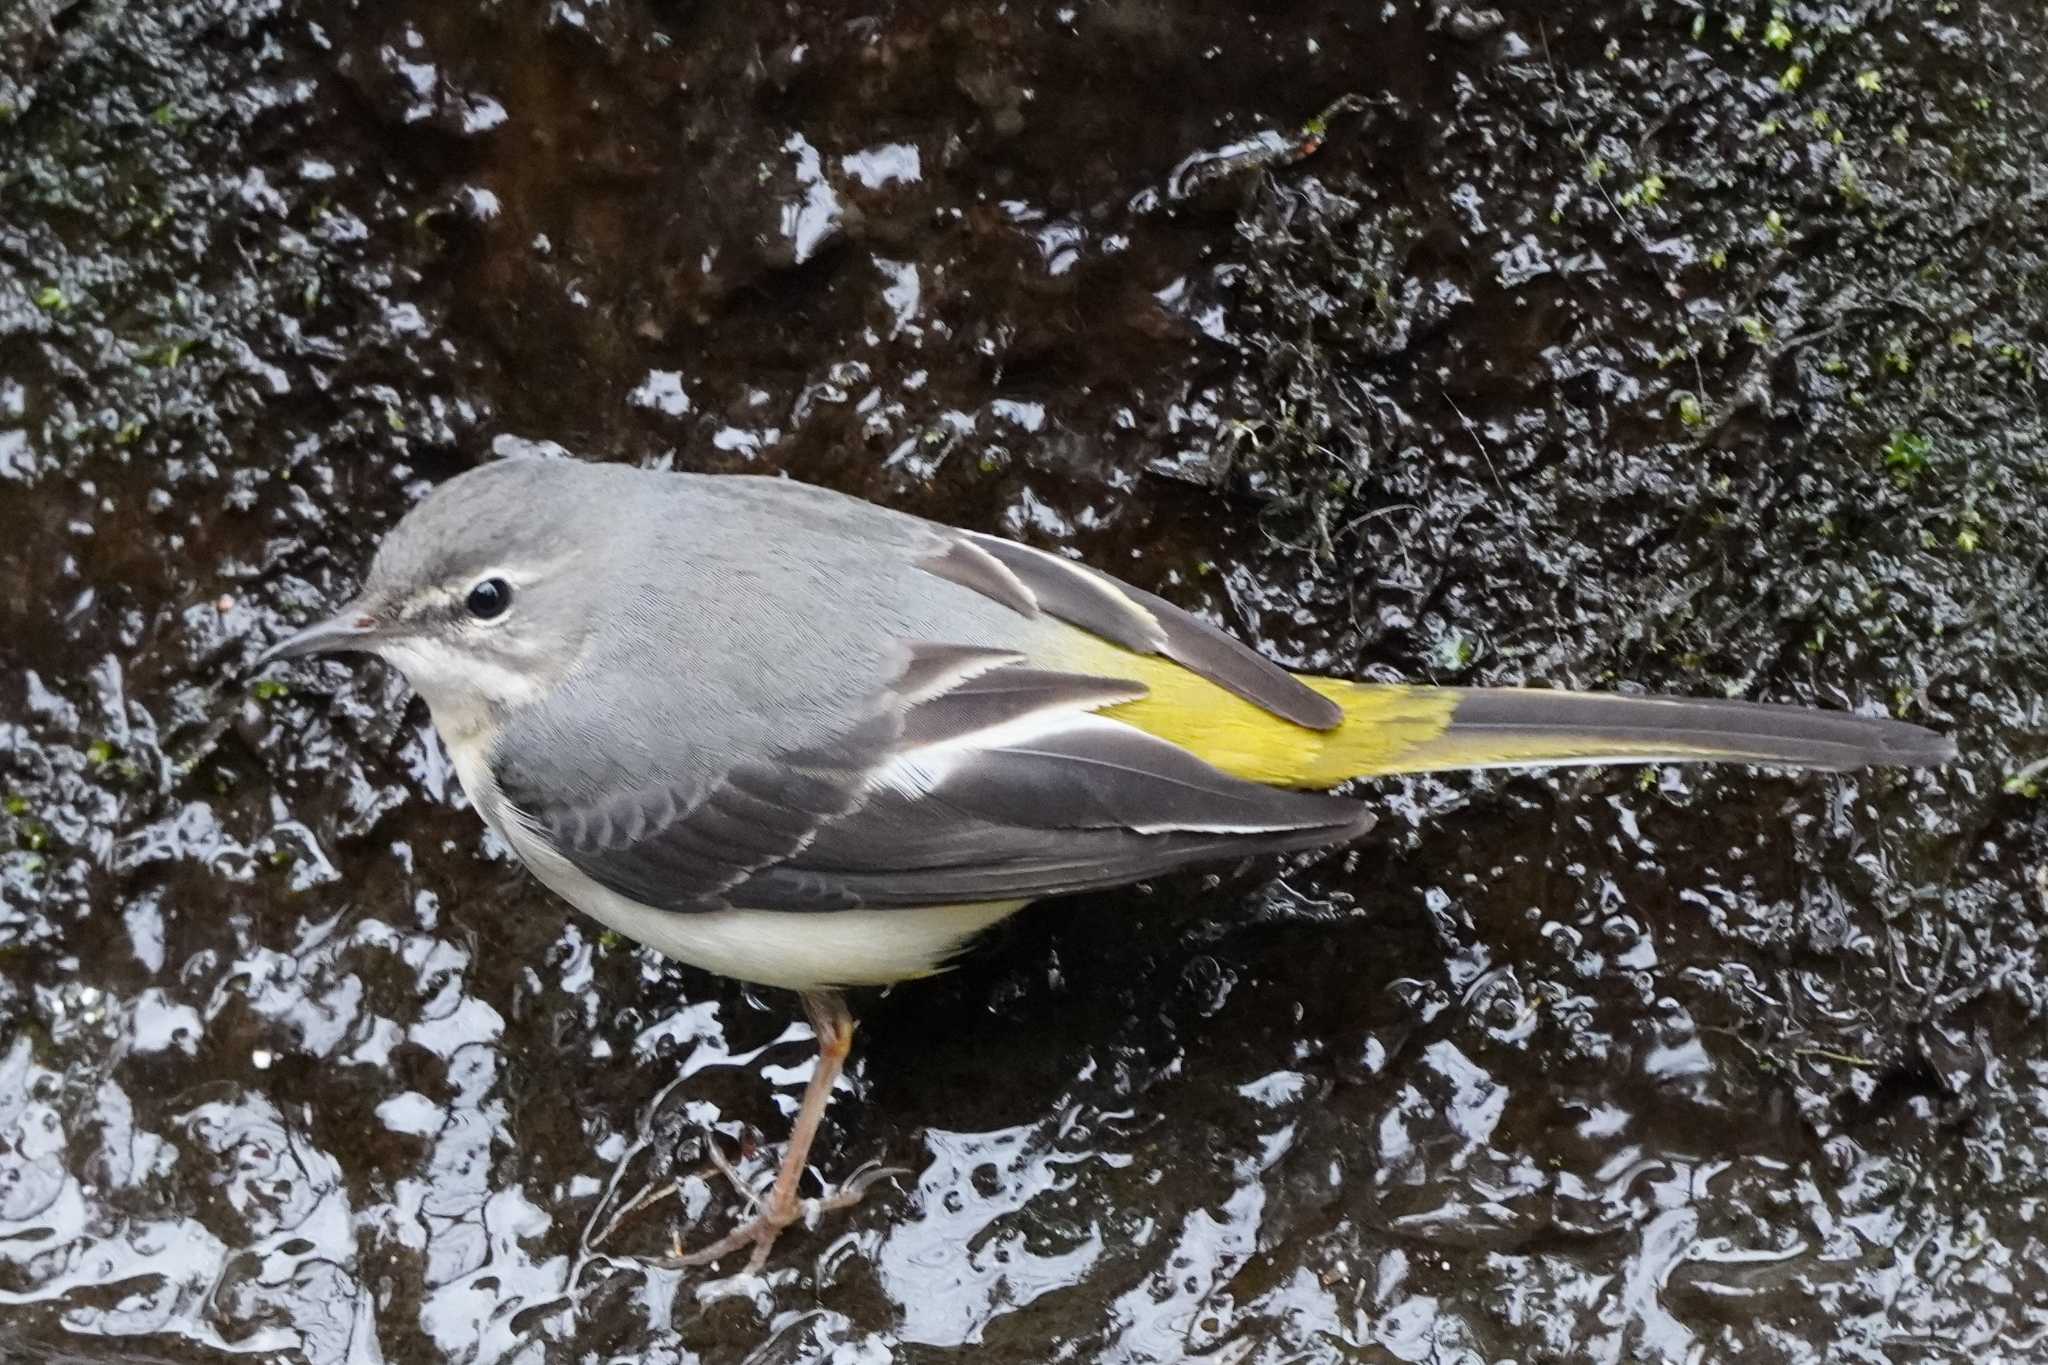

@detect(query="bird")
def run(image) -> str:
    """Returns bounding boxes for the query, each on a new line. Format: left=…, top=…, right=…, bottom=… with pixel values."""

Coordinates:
left=256, top=455, right=1955, bottom=1270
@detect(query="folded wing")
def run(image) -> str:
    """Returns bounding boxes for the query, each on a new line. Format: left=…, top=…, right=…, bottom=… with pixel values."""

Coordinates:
left=492, top=642, right=1369, bottom=915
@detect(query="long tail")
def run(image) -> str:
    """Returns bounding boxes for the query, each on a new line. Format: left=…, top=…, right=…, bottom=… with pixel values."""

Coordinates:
left=1099, top=673, right=1956, bottom=789
left=1285, top=683, right=1955, bottom=787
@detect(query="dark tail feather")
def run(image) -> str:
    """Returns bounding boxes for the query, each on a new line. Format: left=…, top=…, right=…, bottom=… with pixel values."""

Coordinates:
left=1342, top=686, right=1956, bottom=776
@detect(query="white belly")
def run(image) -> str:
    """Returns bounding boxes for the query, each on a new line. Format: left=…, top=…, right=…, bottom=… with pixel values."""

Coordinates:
left=540, top=881, right=1027, bottom=990
left=441, top=724, right=1026, bottom=990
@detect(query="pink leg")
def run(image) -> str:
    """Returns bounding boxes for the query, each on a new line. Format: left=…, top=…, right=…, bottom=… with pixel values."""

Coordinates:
left=667, top=990, right=899, bottom=1272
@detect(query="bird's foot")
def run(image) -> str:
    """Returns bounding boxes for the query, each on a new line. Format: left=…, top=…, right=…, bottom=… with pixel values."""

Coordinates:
left=664, top=1160, right=906, bottom=1273
left=699, top=1127, right=764, bottom=1211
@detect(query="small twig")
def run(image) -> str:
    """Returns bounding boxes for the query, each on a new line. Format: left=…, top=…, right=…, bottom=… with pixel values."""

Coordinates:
left=587, top=1178, right=682, bottom=1250
left=1539, top=26, right=1665, bottom=269
left=575, top=1069, right=695, bottom=1256
left=1440, top=388, right=1507, bottom=493
left=1333, top=501, right=1422, bottom=542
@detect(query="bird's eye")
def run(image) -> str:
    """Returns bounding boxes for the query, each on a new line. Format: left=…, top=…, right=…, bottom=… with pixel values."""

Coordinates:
left=465, top=577, right=512, bottom=620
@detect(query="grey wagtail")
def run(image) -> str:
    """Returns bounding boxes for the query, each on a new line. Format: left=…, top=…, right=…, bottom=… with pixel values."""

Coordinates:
left=257, top=456, right=1955, bottom=1269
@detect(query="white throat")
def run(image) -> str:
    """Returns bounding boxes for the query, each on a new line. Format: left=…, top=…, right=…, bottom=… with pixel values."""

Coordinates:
left=379, top=637, right=545, bottom=749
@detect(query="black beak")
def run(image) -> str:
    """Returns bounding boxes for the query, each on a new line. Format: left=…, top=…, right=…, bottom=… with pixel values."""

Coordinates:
left=254, top=599, right=381, bottom=669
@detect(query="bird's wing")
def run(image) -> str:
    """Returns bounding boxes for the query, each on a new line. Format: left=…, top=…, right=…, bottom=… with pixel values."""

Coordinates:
left=919, top=530, right=1343, bottom=730
left=491, top=642, right=1368, bottom=915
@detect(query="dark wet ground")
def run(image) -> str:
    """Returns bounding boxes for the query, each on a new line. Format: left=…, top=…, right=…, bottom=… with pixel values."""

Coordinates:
left=4, top=0, right=2046, bottom=1360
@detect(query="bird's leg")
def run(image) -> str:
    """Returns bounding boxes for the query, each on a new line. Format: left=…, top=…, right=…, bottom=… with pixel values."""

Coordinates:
left=667, top=989, right=900, bottom=1272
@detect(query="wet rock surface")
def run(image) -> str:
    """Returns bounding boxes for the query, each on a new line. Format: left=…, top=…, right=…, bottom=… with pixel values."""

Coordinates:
left=2, top=0, right=2045, bottom=1360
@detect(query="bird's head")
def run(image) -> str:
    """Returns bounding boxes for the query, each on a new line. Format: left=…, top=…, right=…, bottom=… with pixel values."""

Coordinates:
left=256, top=458, right=605, bottom=739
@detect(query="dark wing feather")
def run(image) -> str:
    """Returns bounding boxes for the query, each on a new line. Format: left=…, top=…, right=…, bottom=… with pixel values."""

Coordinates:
left=958, top=534, right=1166, bottom=654
left=740, top=817, right=1357, bottom=908
left=1114, top=578, right=1344, bottom=731
left=495, top=644, right=1366, bottom=916
left=917, top=539, right=1040, bottom=618
left=922, top=720, right=1341, bottom=835
left=499, top=714, right=898, bottom=912
left=937, top=531, right=1343, bottom=731
left=744, top=720, right=1370, bottom=908
left=901, top=667, right=1145, bottom=745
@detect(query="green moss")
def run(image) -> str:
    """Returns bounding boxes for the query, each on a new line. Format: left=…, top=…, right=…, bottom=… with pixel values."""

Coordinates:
left=252, top=678, right=290, bottom=701
left=1837, top=157, right=1869, bottom=206
left=1883, top=429, right=1932, bottom=483
left=1764, top=16, right=1794, bottom=49
left=1434, top=633, right=1476, bottom=671
left=35, top=286, right=67, bottom=312
left=1618, top=173, right=1666, bottom=209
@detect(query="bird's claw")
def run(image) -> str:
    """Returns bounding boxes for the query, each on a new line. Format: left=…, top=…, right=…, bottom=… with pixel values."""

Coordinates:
left=663, top=1162, right=908, bottom=1270
left=699, top=1127, right=765, bottom=1211
left=662, top=1204, right=792, bottom=1272
left=818, top=1160, right=910, bottom=1214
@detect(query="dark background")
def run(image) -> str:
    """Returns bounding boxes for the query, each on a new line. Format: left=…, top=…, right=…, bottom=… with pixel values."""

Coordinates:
left=2, top=0, right=2044, bottom=1360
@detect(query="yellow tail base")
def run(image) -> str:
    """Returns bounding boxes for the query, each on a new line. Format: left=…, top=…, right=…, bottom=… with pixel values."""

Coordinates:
left=1077, top=647, right=1950, bottom=788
